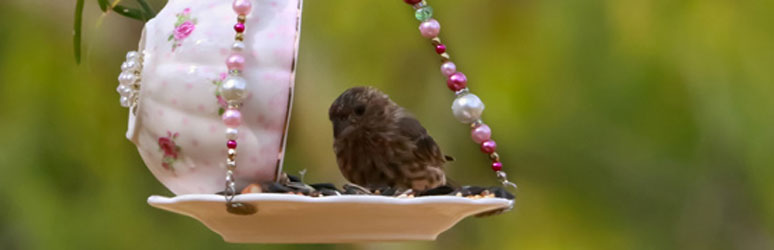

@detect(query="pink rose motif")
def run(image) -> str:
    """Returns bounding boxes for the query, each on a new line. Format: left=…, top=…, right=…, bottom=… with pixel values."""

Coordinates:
left=169, top=8, right=197, bottom=51
left=174, top=21, right=195, bottom=41
left=158, top=137, right=177, bottom=157
left=157, top=131, right=181, bottom=171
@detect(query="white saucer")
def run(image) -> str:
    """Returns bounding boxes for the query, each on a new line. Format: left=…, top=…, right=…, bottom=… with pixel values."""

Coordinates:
left=148, top=193, right=514, bottom=243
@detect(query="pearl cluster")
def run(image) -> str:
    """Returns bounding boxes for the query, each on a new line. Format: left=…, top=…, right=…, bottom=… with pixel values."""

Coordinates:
left=404, top=0, right=507, bottom=176
left=220, top=0, right=252, bottom=207
left=116, top=51, right=142, bottom=109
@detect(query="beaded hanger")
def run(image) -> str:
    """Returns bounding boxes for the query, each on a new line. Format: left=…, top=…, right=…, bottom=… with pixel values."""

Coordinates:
left=404, top=0, right=518, bottom=190
left=217, top=0, right=258, bottom=215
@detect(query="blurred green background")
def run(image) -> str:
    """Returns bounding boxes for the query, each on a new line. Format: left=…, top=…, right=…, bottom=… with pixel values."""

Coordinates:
left=1, top=0, right=773, bottom=249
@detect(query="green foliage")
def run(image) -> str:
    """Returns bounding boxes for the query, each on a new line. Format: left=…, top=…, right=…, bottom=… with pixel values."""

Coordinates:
left=73, top=0, right=84, bottom=64
left=97, top=0, right=109, bottom=12
left=73, top=0, right=155, bottom=64
left=110, top=4, right=147, bottom=21
left=136, top=0, right=156, bottom=19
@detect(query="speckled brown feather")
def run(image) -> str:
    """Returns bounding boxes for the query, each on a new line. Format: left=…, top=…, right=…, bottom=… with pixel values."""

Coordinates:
left=329, top=86, right=449, bottom=190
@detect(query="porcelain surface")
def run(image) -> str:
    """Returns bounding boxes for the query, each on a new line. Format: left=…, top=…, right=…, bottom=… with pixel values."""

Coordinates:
left=148, top=193, right=514, bottom=243
left=128, top=0, right=303, bottom=194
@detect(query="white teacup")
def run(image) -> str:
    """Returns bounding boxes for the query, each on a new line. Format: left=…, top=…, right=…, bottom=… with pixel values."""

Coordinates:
left=126, top=0, right=302, bottom=194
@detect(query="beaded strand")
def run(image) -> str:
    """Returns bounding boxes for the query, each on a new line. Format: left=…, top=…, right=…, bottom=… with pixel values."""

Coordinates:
left=219, top=0, right=257, bottom=215
left=404, top=0, right=517, bottom=189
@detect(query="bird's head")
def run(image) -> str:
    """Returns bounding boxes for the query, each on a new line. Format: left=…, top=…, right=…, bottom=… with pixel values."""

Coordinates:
left=329, top=86, right=395, bottom=138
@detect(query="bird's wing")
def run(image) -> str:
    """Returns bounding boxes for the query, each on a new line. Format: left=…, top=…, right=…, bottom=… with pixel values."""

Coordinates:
left=397, top=116, right=448, bottom=165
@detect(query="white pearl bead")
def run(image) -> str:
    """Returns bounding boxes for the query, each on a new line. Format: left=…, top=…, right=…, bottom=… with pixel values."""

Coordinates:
left=121, top=60, right=140, bottom=72
left=232, top=41, right=245, bottom=51
left=226, top=128, right=238, bottom=140
left=126, top=51, right=140, bottom=61
left=118, top=72, right=138, bottom=85
left=119, top=96, right=131, bottom=107
left=451, top=93, right=485, bottom=123
left=219, top=76, right=248, bottom=103
left=116, top=85, right=132, bottom=96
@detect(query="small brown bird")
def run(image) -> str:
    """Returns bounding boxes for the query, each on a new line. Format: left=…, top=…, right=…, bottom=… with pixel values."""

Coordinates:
left=329, top=86, right=451, bottom=191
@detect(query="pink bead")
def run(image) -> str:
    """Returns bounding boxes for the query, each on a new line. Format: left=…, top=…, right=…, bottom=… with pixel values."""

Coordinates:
left=491, top=162, right=503, bottom=171
left=471, top=124, right=492, bottom=144
left=222, top=109, right=242, bottom=128
left=234, top=23, right=245, bottom=33
left=404, top=0, right=421, bottom=4
left=447, top=72, right=467, bottom=91
left=481, top=140, right=497, bottom=154
left=227, top=140, right=237, bottom=149
left=226, top=54, right=245, bottom=70
left=440, top=61, right=457, bottom=76
left=435, top=44, right=446, bottom=54
left=232, top=0, right=252, bottom=15
left=419, top=19, right=441, bottom=38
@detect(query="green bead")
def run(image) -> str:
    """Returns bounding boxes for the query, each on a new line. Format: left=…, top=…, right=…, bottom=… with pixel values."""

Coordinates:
left=415, top=6, right=433, bottom=21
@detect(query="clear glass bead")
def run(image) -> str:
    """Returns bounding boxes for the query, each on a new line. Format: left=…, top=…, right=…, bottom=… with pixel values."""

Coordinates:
left=232, top=41, right=246, bottom=51
left=218, top=76, right=248, bottom=103
left=226, top=128, right=239, bottom=140
left=451, top=93, right=485, bottom=123
left=415, top=6, right=433, bottom=21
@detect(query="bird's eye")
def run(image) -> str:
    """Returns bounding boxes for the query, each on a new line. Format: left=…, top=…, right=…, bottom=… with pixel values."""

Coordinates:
left=354, top=105, right=366, bottom=116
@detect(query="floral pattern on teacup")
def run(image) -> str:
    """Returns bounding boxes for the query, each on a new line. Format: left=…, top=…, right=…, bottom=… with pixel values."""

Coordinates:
left=168, top=8, right=197, bottom=51
left=158, top=131, right=182, bottom=171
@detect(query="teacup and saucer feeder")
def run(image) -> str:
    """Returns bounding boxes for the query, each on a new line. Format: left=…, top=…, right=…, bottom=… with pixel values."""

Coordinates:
left=116, top=0, right=515, bottom=243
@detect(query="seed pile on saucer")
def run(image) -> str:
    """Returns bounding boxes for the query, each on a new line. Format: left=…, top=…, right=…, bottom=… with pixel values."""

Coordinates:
left=225, top=173, right=515, bottom=200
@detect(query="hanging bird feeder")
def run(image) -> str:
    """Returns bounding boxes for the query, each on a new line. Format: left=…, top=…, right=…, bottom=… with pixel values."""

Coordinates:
left=116, top=0, right=515, bottom=243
